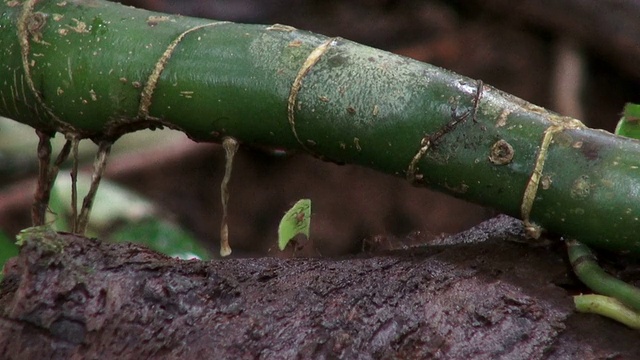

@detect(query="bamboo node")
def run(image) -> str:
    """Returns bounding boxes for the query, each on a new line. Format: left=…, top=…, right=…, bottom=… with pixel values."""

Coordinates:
left=520, top=116, right=585, bottom=237
left=288, top=37, right=338, bottom=152
left=407, top=80, right=484, bottom=184
left=18, top=0, right=73, bottom=133
left=138, top=21, right=230, bottom=120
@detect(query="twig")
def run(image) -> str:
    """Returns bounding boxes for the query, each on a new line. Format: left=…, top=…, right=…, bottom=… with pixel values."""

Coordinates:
left=76, top=140, right=112, bottom=234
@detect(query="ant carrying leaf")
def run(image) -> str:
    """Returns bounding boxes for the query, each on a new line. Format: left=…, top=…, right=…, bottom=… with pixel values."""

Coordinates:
left=277, top=199, right=311, bottom=251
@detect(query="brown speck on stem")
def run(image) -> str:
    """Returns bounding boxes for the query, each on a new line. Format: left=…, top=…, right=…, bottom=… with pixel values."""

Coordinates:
left=27, top=12, right=47, bottom=43
left=541, top=175, right=552, bottom=190
left=496, top=108, right=511, bottom=127
left=571, top=175, right=592, bottom=199
left=67, top=18, right=89, bottom=34
left=146, top=15, right=171, bottom=27
left=488, top=139, right=515, bottom=165
left=266, top=24, right=297, bottom=32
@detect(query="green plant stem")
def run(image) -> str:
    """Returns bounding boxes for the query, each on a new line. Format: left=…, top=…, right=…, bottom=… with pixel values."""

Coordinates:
left=3, top=0, right=640, bottom=256
left=567, top=239, right=640, bottom=312
left=574, top=294, right=640, bottom=329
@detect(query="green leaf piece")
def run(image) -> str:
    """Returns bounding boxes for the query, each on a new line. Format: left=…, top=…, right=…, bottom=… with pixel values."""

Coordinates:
left=109, top=219, right=211, bottom=260
left=48, top=174, right=156, bottom=235
left=49, top=174, right=209, bottom=260
left=614, top=103, right=640, bottom=139
left=0, top=230, right=19, bottom=280
left=278, top=199, right=312, bottom=251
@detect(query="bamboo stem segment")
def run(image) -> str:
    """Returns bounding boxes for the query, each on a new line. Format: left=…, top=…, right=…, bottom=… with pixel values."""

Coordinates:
left=3, top=0, right=640, bottom=256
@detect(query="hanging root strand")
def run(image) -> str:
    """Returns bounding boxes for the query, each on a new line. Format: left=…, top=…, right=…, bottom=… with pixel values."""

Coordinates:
left=31, top=130, right=72, bottom=226
left=220, top=136, right=239, bottom=257
left=76, top=140, right=112, bottom=234
left=68, top=134, right=81, bottom=233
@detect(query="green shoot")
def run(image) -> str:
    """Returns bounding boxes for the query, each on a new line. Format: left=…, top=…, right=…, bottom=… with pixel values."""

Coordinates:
left=567, top=239, right=640, bottom=328
left=0, top=230, right=19, bottom=280
left=574, top=294, right=640, bottom=329
left=614, top=103, right=640, bottom=139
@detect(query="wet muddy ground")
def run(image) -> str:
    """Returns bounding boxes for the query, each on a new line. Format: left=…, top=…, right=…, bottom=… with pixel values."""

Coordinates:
left=2, top=216, right=640, bottom=358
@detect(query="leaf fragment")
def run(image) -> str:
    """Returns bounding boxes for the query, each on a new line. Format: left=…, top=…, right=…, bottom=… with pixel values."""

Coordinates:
left=278, top=199, right=311, bottom=251
left=614, top=103, right=640, bottom=139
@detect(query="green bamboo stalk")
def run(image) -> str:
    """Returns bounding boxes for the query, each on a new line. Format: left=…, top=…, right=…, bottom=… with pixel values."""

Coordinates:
left=2, top=0, right=640, bottom=258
